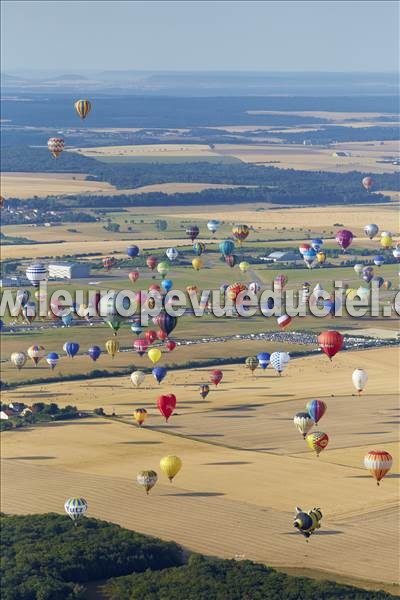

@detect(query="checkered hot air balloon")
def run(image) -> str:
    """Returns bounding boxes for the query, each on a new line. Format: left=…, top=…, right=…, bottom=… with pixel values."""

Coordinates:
left=47, top=137, right=65, bottom=158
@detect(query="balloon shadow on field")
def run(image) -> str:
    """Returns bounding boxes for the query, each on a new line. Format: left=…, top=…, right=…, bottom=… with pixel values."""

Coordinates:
left=212, top=415, right=255, bottom=419
left=5, top=455, right=56, bottom=460
left=352, top=431, right=390, bottom=435
left=379, top=420, right=400, bottom=425
left=163, top=492, right=225, bottom=497
left=117, top=441, right=162, bottom=445
left=204, top=461, right=252, bottom=466
left=282, top=530, right=343, bottom=536
left=186, top=433, right=225, bottom=438
left=348, top=474, right=400, bottom=479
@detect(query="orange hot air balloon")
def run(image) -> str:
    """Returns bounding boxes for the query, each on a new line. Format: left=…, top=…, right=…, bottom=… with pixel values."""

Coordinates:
left=306, top=431, right=329, bottom=456
left=210, top=369, right=223, bottom=386
left=317, top=330, right=344, bottom=360
left=364, top=450, right=392, bottom=485
left=129, top=271, right=139, bottom=284
left=133, top=408, right=147, bottom=426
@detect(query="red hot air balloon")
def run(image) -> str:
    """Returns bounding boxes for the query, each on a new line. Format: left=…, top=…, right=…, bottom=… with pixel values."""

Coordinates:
left=277, top=314, right=292, bottom=330
left=129, top=271, right=139, bottom=284
left=103, top=256, right=116, bottom=271
left=318, top=330, right=344, bottom=360
left=157, top=329, right=168, bottom=341
left=134, top=339, right=148, bottom=357
left=362, top=176, right=374, bottom=192
left=166, top=340, right=176, bottom=352
left=146, top=256, right=158, bottom=271
left=210, top=369, right=223, bottom=386
left=157, top=394, right=176, bottom=421
left=186, top=226, right=200, bottom=242
left=148, top=284, right=161, bottom=293
left=335, top=229, right=353, bottom=251
left=145, top=330, right=157, bottom=345
left=225, top=255, right=238, bottom=268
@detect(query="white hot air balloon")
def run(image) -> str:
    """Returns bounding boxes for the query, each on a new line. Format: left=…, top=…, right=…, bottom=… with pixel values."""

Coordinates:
left=294, top=412, right=315, bottom=438
left=166, top=247, right=179, bottom=262
left=64, top=497, right=88, bottom=524
left=11, top=352, right=27, bottom=370
left=364, top=224, right=379, bottom=240
left=131, top=370, right=146, bottom=387
left=352, top=368, right=368, bottom=394
left=26, top=263, right=47, bottom=287
left=270, top=351, right=290, bottom=376
left=207, top=219, right=220, bottom=235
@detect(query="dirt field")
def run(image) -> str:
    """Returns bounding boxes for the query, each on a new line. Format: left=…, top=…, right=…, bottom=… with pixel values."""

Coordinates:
left=1, top=348, right=399, bottom=591
left=73, top=143, right=217, bottom=158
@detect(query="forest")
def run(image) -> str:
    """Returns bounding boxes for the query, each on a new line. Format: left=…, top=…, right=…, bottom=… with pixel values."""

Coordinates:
left=0, top=514, right=395, bottom=600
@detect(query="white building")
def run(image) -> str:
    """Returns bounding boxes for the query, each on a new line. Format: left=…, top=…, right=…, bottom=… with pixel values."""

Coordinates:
left=261, top=251, right=300, bottom=263
left=48, top=262, right=91, bottom=280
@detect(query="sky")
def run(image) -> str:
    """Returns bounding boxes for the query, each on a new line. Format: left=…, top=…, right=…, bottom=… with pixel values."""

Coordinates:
left=1, top=1, right=398, bottom=73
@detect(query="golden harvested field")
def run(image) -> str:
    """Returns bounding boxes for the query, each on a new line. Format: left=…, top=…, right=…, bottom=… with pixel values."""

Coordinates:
left=213, top=141, right=400, bottom=173
left=1, top=348, right=399, bottom=591
left=0, top=172, right=116, bottom=198
left=73, top=143, right=217, bottom=158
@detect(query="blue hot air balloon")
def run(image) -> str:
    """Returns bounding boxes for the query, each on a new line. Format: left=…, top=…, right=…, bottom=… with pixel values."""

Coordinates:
left=311, top=238, right=323, bottom=252
left=46, top=352, right=59, bottom=370
left=127, top=245, right=140, bottom=259
left=131, top=319, right=144, bottom=336
left=62, top=313, right=73, bottom=327
left=64, top=342, right=80, bottom=358
left=219, top=239, right=235, bottom=257
left=88, top=345, right=101, bottom=362
left=373, top=255, right=385, bottom=267
left=257, top=352, right=270, bottom=370
left=152, top=366, right=167, bottom=384
left=161, top=279, right=173, bottom=293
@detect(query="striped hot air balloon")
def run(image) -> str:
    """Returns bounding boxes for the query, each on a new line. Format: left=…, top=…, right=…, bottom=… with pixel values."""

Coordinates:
left=364, top=450, right=392, bottom=485
left=186, top=226, right=200, bottom=242
left=64, top=497, right=88, bottom=524
left=26, top=263, right=47, bottom=287
left=277, top=314, right=292, bottom=330
left=74, top=99, right=92, bottom=119
left=27, top=345, right=45, bottom=366
left=232, top=224, right=249, bottom=245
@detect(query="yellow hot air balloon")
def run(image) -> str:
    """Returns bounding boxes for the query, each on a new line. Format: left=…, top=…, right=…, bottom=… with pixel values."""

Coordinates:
left=316, top=251, right=326, bottom=265
left=133, top=408, right=148, bottom=426
left=74, top=99, right=92, bottom=119
left=192, top=258, right=203, bottom=271
left=306, top=431, right=329, bottom=456
left=148, top=347, right=162, bottom=364
left=232, top=224, right=249, bottom=245
left=380, top=234, right=393, bottom=249
left=160, top=455, right=182, bottom=482
left=105, top=339, right=119, bottom=358
left=239, top=261, right=250, bottom=273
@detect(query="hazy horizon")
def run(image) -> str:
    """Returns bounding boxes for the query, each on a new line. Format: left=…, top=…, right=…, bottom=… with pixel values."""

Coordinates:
left=1, top=1, right=398, bottom=73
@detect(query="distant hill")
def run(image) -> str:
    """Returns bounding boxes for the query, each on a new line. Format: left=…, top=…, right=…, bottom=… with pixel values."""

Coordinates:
left=45, top=73, right=89, bottom=81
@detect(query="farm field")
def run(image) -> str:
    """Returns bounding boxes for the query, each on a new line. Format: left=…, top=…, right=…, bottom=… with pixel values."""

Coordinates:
left=1, top=347, right=399, bottom=593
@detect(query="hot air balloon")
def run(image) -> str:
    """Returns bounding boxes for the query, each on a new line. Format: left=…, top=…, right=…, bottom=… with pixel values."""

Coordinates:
left=166, top=247, right=179, bottom=261
left=192, top=257, right=203, bottom=271
left=239, top=261, right=250, bottom=273
left=27, top=345, right=45, bottom=366
left=219, top=239, right=235, bottom=257
left=317, top=331, right=344, bottom=360
left=303, top=248, right=317, bottom=269
left=225, top=254, right=238, bottom=268
left=16, top=289, right=30, bottom=307
left=193, top=241, right=206, bottom=256
left=248, top=281, right=261, bottom=295
left=245, top=356, right=258, bottom=374
left=293, top=509, right=314, bottom=539
left=46, top=352, right=59, bottom=370
left=362, top=176, right=374, bottom=192
left=134, top=339, right=148, bottom=357
left=311, top=238, right=323, bottom=252
left=88, top=345, right=101, bottom=362
left=99, top=293, right=129, bottom=336
left=207, top=219, right=220, bottom=234
left=226, top=282, right=247, bottom=302
left=232, top=224, right=249, bottom=245
left=364, top=224, right=379, bottom=240
left=294, top=412, right=315, bottom=438
left=306, top=400, right=326, bottom=425
left=137, top=470, right=158, bottom=494
left=186, top=225, right=199, bottom=242
left=64, top=497, right=88, bottom=524
left=299, top=243, right=311, bottom=256
left=134, top=408, right=147, bottom=426
left=335, top=229, right=353, bottom=251
left=146, top=256, right=158, bottom=271
left=210, top=369, right=223, bottom=386
left=157, top=261, right=170, bottom=279
left=352, top=368, right=368, bottom=394
left=63, top=342, right=79, bottom=358
left=62, top=313, right=73, bottom=327
left=152, top=366, right=167, bottom=384
left=157, top=394, right=176, bottom=421
left=364, top=450, right=392, bottom=485
left=154, top=311, right=177, bottom=336
left=274, top=274, right=287, bottom=291
left=374, top=255, right=385, bottom=267
left=199, top=384, right=210, bottom=399
left=362, top=266, right=374, bottom=283
left=130, top=371, right=146, bottom=389
left=161, top=279, right=173, bottom=293
left=47, top=137, right=64, bottom=158
left=126, top=245, right=139, bottom=259
left=160, top=455, right=182, bottom=482
left=316, top=251, right=326, bottom=266
left=257, top=352, right=270, bottom=369
left=74, top=99, right=92, bottom=119
left=145, top=330, right=157, bottom=345
left=22, top=301, right=36, bottom=324
left=26, top=263, right=47, bottom=287
left=277, top=314, right=292, bottom=330
left=354, top=264, right=364, bottom=276
left=165, top=340, right=176, bottom=352
left=156, top=329, right=167, bottom=342
left=102, top=256, right=116, bottom=271
left=306, top=431, right=329, bottom=456
left=380, top=233, right=393, bottom=249
left=148, top=347, right=162, bottom=364
left=393, top=247, right=400, bottom=260
left=371, top=275, right=384, bottom=289
left=11, top=351, right=26, bottom=370
left=130, top=318, right=144, bottom=336
left=128, top=271, right=140, bottom=285
left=105, top=339, right=119, bottom=358
left=270, top=352, right=290, bottom=375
